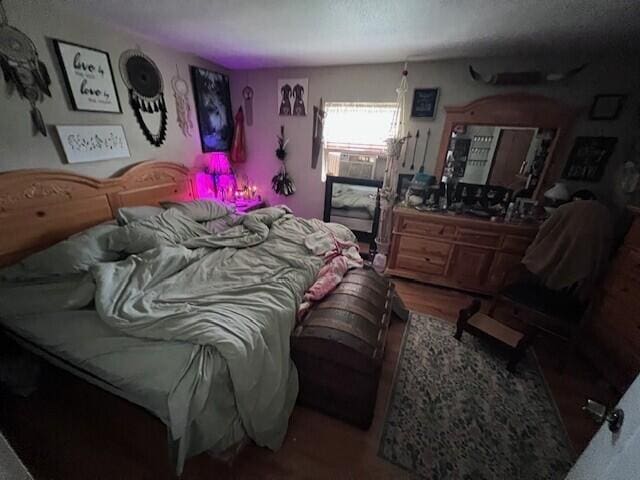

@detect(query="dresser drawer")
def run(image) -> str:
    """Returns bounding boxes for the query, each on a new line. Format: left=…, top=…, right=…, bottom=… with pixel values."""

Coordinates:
left=397, top=216, right=455, bottom=239
left=398, top=236, right=451, bottom=266
left=501, top=235, right=533, bottom=254
left=395, top=254, right=445, bottom=275
left=455, top=228, right=501, bottom=248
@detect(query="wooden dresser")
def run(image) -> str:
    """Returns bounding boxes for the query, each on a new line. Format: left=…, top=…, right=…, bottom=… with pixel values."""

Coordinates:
left=584, top=207, right=640, bottom=392
left=386, top=207, right=539, bottom=294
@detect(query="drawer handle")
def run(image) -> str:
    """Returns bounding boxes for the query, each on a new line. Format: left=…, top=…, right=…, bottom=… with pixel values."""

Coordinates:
left=424, top=257, right=431, bottom=262
left=439, top=226, right=445, bottom=234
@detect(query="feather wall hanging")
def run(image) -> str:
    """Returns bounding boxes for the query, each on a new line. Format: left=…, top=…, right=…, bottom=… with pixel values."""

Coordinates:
left=469, top=64, right=587, bottom=86
left=0, top=0, right=51, bottom=135
left=171, top=65, right=193, bottom=137
left=272, top=125, right=295, bottom=196
left=119, top=48, right=167, bottom=146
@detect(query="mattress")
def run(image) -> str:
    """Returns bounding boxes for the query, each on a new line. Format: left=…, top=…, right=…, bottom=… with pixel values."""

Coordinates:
left=0, top=279, right=246, bottom=465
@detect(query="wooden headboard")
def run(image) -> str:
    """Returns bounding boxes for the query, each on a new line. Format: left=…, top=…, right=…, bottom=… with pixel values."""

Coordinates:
left=0, top=161, right=195, bottom=267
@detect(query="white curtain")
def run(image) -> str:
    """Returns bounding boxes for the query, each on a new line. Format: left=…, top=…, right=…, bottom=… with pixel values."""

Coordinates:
left=323, top=102, right=397, bottom=153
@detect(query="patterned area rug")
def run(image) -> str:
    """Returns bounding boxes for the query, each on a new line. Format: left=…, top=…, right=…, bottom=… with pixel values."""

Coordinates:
left=379, top=313, right=574, bottom=480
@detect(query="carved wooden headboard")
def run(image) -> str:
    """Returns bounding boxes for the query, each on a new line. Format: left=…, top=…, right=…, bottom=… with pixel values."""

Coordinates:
left=0, top=161, right=195, bottom=266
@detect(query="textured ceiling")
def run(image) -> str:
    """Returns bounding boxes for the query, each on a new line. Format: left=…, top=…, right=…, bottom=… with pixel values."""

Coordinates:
left=55, top=0, right=640, bottom=69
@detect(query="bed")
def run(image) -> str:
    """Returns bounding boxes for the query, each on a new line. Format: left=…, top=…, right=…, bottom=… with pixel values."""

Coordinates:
left=0, top=161, right=355, bottom=475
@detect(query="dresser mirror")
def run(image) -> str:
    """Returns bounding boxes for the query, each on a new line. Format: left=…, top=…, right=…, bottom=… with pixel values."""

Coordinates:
left=435, top=94, right=575, bottom=199
left=323, top=175, right=382, bottom=245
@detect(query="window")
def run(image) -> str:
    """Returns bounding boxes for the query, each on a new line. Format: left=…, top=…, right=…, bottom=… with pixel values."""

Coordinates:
left=322, top=102, right=396, bottom=181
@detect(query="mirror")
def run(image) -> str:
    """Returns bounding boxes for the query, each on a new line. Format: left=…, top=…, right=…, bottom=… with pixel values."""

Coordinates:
left=443, top=125, right=556, bottom=192
left=323, top=176, right=382, bottom=245
left=435, top=94, right=576, bottom=200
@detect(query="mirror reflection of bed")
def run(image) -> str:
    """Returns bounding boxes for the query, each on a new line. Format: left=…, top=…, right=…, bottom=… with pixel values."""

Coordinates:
left=323, top=176, right=382, bottom=247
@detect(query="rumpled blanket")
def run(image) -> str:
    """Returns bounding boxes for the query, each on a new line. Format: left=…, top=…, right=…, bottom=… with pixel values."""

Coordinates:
left=522, top=200, right=613, bottom=300
left=91, top=206, right=356, bottom=473
left=298, top=232, right=363, bottom=318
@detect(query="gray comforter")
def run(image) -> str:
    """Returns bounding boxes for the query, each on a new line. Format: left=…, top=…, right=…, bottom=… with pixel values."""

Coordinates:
left=90, top=206, right=354, bottom=471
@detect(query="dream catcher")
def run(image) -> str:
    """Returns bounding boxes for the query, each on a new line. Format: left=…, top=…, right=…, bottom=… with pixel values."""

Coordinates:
left=0, top=0, right=51, bottom=135
left=171, top=65, right=193, bottom=137
left=119, top=48, right=167, bottom=147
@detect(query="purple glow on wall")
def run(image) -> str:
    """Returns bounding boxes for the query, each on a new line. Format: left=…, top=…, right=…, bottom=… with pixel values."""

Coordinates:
left=194, top=152, right=237, bottom=201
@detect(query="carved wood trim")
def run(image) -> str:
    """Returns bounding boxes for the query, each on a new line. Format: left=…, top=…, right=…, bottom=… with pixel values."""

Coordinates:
left=0, top=161, right=195, bottom=266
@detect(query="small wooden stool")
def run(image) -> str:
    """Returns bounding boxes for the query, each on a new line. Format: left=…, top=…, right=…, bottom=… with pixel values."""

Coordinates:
left=453, top=299, right=538, bottom=372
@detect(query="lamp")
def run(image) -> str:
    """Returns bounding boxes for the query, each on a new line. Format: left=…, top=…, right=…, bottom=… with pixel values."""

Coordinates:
left=544, top=182, right=570, bottom=202
left=207, top=153, right=236, bottom=201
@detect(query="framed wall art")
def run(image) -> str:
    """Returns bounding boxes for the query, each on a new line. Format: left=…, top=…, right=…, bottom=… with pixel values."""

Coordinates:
left=411, top=88, right=439, bottom=119
left=53, top=39, right=122, bottom=113
left=56, top=125, right=130, bottom=163
left=191, top=66, right=234, bottom=152
left=589, top=94, right=626, bottom=120
left=561, top=136, right=618, bottom=182
left=278, top=78, right=308, bottom=116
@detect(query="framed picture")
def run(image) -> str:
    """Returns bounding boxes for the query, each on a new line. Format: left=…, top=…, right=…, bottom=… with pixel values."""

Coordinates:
left=396, top=174, right=414, bottom=200
left=190, top=66, right=234, bottom=152
left=411, top=88, right=439, bottom=119
left=53, top=39, right=122, bottom=113
left=589, top=94, right=626, bottom=120
left=562, top=136, right=618, bottom=182
left=56, top=125, right=130, bottom=163
left=278, top=78, right=308, bottom=116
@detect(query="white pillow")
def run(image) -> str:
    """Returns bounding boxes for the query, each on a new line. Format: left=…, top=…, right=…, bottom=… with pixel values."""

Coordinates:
left=116, top=205, right=164, bottom=225
left=0, top=223, right=120, bottom=281
left=160, top=199, right=234, bottom=222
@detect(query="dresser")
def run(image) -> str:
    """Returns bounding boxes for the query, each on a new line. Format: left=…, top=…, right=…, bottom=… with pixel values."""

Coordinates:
left=584, top=207, right=640, bottom=392
left=386, top=207, right=539, bottom=295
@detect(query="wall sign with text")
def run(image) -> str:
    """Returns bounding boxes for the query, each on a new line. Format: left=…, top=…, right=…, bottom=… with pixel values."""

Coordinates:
left=411, top=88, right=439, bottom=119
left=53, top=39, right=122, bottom=113
left=56, top=125, right=130, bottom=163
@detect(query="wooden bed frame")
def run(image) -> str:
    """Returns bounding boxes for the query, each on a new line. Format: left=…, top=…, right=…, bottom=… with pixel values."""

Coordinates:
left=0, top=161, right=196, bottom=267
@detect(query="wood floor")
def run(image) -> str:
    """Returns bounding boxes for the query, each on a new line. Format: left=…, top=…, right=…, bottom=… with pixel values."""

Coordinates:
left=0, top=279, right=618, bottom=479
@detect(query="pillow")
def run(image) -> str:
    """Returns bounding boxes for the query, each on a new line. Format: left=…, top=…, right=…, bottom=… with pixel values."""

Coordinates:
left=106, top=208, right=210, bottom=254
left=0, top=223, right=120, bottom=281
left=160, top=199, right=234, bottom=222
left=116, top=205, right=164, bottom=225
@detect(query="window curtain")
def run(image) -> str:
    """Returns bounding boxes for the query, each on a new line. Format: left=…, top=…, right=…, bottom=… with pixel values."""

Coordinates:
left=323, top=102, right=397, bottom=153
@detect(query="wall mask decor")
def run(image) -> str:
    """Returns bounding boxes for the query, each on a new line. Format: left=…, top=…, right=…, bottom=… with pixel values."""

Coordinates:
left=171, top=65, right=193, bottom=137
left=469, top=64, right=586, bottom=86
left=0, top=0, right=51, bottom=135
left=278, top=78, right=307, bottom=116
left=190, top=66, right=234, bottom=152
left=119, top=47, right=167, bottom=147
left=311, top=97, right=325, bottom=169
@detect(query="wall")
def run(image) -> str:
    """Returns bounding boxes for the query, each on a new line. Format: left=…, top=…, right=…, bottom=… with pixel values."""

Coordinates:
left=230, top=55, right=638, bottom=220
left=0, top=0, right=227, bottom=178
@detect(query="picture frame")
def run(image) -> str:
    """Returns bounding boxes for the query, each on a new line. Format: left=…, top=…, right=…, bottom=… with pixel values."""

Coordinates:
left=190, top=66, right=234, bottom=152
left=53, top=39, right=122, bottom=113
left=589, top=94, right=626, bottom=120
left=411, top=88, right=439, bottom=119
left=56, top=124, right=130, bottom=163
left=396, top=174, right=414, bottom=200
left=562, top=136, right=618, bottom=182
left=278, top=78, right=308, bottom=116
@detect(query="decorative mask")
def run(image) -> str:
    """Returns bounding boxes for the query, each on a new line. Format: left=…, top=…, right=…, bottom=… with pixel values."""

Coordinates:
left=0, top=0, right=51, bottom=135
left=119, top=48, right=167, bottom=146
left=171, top=65, right=193, bottom=137
left=242, top=85, right=253, bottom=126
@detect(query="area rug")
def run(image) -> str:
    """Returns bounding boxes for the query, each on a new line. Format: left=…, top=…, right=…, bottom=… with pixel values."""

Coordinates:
left=379, top=313, right=574, bottom=480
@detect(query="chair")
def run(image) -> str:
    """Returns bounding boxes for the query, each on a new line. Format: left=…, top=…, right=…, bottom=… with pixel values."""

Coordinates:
left=455, top=270, right=589, bottom=372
